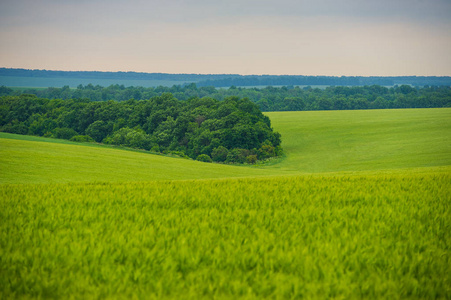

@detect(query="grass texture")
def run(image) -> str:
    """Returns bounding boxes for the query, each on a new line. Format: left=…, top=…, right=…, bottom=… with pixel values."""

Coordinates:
left=1, top=174, right=450, bottom=298
left=0, top=133, right=280, bottom=184
left=1, top=108, right=450, bottom=298
left=266, top=108, right=451, bottom=173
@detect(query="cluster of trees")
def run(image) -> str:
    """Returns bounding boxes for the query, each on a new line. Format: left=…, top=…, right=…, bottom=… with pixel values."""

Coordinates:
left=0, top=94, right=282, bottom=164
left=251, top=85, right=451, bottom=111
left=2, top=84, right=450, bottom=112
left=0, top=84, right=215, bottom=102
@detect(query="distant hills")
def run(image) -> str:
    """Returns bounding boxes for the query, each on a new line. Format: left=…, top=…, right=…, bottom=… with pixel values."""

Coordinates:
left=1, top=67, right=450, bottom=88
left=196, top=75, right=451, bottom=88
left=0, top=68, right=238, bottom=82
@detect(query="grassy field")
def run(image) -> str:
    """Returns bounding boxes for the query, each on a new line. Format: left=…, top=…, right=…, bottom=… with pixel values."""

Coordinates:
left=1, top=108, right=450, bottom=183
left=0, top=133, right=283, bottom=184
left=2, top=174, right=449, bottom=298
left=266, top=108, right=451, bottom=173
left=1, top=108, right=450, bottom=298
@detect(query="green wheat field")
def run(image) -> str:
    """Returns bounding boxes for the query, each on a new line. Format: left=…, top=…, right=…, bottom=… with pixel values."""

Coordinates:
left=1, top=108, right=450, bottom=298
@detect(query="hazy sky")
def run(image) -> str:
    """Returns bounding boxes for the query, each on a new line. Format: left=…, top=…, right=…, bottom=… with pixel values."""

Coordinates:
left=1, top=0, right=450, bottom=75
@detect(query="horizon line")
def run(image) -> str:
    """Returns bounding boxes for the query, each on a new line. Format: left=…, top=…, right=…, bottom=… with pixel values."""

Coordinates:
left=1, top=67, right=451, bottom=78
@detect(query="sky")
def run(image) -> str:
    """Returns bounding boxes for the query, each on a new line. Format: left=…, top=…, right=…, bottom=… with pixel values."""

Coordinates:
left=1, top=0, right=451, bottom=76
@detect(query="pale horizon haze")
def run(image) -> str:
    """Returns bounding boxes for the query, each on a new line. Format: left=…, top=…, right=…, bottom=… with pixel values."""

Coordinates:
left=1, top=0, right=451, bottom=76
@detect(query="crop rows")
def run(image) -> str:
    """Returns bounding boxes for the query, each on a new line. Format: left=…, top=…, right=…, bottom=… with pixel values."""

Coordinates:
left=1, top=173, right=449, bottom=298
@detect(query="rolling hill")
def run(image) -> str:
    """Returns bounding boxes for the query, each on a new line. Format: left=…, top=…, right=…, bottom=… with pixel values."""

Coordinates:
left=267, top=108, right=451, bottom=173
left=1, top=108, right=449, bottom=183
left=1, top=108, right=450, bottom=299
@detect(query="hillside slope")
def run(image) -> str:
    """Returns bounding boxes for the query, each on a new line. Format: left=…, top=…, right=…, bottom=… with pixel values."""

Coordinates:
left=0, top=134, right=285, bottom=184
left=1, top=108, right=450, bottom=299
left=266, top=108, right=451, bottom=173
left=1, top=108, right=450, bottom=183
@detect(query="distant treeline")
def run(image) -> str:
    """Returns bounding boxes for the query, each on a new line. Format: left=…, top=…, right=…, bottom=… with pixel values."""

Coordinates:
left=1, top=84, right=450, bottom=112
left=196, top=75, right=451, bottom=87
left=2, top=68, right=451, bottom=87
left=0, top=68, right=238, bottom=82
left=0, top=94, right=282, bottom=164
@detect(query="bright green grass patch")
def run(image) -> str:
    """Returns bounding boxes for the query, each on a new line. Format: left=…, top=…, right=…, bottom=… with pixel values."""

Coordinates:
left=0, top=134, right=283, bottom=184
left=266, top=108, right=451, bottom=173
left=1, top=173, right=450, bottom=298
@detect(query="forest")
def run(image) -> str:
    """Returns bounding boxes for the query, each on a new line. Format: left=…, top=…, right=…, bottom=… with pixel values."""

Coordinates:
left=1, top=84, right=450, bottom=112
left=1, top=83, right=449, bottom=163
left=0, top=94, right=282, bottom=164
left=2, top=68, right=451, bottom=87
left=195, top=75, right=451, bottom=87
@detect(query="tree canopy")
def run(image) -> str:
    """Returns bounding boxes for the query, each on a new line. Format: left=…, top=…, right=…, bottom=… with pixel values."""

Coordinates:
left=0, top=94, right=282, bottom=164
left=1, top=84, right=450, bottom=112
